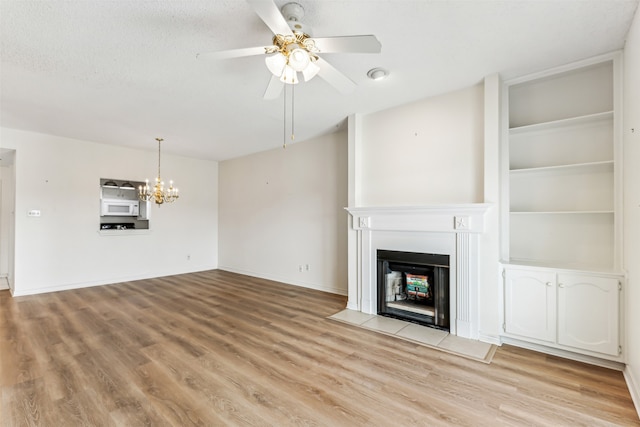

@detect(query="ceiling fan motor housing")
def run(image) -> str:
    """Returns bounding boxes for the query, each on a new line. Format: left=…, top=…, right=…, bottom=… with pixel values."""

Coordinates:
left=282, top=2, right=304, bottom=21
left=282, top=2, right=312, bottom=35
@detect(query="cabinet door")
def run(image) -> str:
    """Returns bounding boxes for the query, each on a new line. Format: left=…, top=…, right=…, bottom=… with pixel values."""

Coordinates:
left=557, top=274, right=619, bottom=356
left=504, top=269, right=556, bottom=342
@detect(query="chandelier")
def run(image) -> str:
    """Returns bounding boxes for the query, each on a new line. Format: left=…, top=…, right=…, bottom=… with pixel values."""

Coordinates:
left=138, top=138, right=179, bottom=205
left=264, top=32, right=320, bottom=84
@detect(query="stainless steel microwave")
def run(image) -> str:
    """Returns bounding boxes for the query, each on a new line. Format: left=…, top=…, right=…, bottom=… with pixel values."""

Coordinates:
left=101, top=198, right=139, bottom=217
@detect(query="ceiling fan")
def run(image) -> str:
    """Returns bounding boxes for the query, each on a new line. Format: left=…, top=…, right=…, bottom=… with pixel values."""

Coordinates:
left=197, top=0, right=382, bottom=99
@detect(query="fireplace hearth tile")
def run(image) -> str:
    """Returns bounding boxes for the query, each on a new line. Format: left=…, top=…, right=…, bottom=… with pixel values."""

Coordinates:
left=438, top=334, right=494, bottom=361
left=327, top=309, right=496, bottom=363
left=396, top=323, right=448, bottom=346
left=328, top=309, right=375, bottom=325
left=361, top=316, right=407, bottom=334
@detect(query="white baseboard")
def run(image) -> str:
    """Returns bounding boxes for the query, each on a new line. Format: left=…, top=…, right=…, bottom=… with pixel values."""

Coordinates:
left=0, top=275, right=9, bottom=291
left=218, top=266, right=347, bottom=296
left=9, top=266, right=217, bottom=297
left=501, top=336, right=625, bottom=371
left=478, top=332, right=502, bottom=346
left=624, top=366, right=640, bottom=419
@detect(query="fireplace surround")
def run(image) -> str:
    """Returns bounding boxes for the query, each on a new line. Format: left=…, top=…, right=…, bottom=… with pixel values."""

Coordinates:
left=346, top=204, right=490, bottom=340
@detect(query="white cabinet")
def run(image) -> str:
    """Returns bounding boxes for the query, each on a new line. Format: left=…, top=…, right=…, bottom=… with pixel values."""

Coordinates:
left=503, top=267, right=621, bottom=359
left=500, top=53, right=624, bottom=362
left=557, top=274, right=620, bottom=356
left=504, top=269, right=556, bottom=343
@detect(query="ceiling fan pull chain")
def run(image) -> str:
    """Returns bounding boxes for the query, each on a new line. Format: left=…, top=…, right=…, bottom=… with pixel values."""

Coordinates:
left=291, top=83, right=295, bottom=143
left=283, top=83, right=287, bottom=149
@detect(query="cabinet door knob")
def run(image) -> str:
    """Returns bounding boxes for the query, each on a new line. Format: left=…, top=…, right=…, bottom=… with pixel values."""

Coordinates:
left=546, top=282, right=553, bottom=286
left=558, top=283, right=564, bottom=288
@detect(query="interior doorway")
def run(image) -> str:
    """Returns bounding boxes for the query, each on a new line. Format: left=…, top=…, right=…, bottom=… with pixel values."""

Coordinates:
left=0, top=148, right=16, bottom=292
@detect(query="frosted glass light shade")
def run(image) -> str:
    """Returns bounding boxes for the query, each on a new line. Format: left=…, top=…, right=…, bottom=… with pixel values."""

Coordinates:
left=265, top=53, right=287, bottom=76
left=288, top=48, right=310, bottom=72
left=302, top=60, right=320, bottom=82
left=280, top=65, right=299, bottom=84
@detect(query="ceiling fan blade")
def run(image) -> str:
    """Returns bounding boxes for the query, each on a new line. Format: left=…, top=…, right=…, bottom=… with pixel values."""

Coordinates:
left=196, top=46, right=268, bottom=60
left=312, top=35, right=382, bottom=54
left=263, top=74, right=284, bottom=100
left=315, top=57, right=356, bottom=94
left=246, top=0, right=293, bottom=36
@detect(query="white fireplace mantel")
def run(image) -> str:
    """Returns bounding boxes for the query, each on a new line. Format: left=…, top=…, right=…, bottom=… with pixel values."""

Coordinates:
left=345, top=204, right=491, bottom=340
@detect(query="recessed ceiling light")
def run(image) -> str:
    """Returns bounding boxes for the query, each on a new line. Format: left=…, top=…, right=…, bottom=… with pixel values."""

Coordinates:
left=367, top=67, right=389, bottom=81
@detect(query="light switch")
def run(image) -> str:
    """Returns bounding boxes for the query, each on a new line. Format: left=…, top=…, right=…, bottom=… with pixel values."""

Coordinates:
left=27, top=209, right=41, bottom=217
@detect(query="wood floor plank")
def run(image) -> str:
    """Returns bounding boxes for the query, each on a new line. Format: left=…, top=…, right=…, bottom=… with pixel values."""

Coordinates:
left=141, top=343, right=294, bottom=426
left=0, top=270, right=638, bottom=426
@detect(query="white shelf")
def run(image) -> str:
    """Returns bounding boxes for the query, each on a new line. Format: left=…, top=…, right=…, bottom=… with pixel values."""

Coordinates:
left=509, top=163, right=613, bottom=212
left=508, top=60, right=614, bottom=128
left=510, top=213, right=614, bottom=269
left=509, top=111, right=613, bottom=135
left=504, top=259, right=621, bottom=276
left=510, top=160, right=613, bottom=175
left=510, top=211, right=613, bottom=215
left=509, top=118, right=613, bottom=170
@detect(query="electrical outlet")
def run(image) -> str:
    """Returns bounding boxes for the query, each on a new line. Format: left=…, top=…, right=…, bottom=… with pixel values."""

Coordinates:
left=299, top=265, right=303, bottom=272
left=187, top=255, right=191, bottom=261
left=305, top=264, right=310, bottom=271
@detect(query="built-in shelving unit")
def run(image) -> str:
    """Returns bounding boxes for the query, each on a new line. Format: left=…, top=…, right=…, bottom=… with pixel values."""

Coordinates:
left=505, top=58, right=619, bottom=272
left=500, top=53, right=624, bottom=363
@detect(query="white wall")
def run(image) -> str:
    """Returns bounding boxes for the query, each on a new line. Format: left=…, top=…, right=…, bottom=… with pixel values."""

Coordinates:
left=352, top=83, right=498, bottom=336
left=218, top=131, right=348, bottom=295
left=623, top=6, right=640, bottom=414
left=359, top=84, right=485, bottom=206
left=0, top=127, right=219, bottom=295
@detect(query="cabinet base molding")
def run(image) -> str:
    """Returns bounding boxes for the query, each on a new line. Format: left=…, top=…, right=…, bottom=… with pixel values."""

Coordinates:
left=501, top=336, right=625, bottom=371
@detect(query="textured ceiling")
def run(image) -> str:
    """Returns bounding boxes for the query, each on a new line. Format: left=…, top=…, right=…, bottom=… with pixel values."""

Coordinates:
left=1, top=0, right=638, bottom=161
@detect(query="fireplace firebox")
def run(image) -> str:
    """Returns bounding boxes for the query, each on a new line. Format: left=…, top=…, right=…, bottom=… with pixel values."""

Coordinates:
left=377, top=250, right=450, bottom=330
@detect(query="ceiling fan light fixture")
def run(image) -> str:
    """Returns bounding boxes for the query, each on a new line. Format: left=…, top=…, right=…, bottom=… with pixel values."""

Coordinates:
left=280, top=64, right=299, bottom=84
left=288, top=48, right=310, bottom=71
left=265, top=53, right=287, bottom=76
left=302, top=60, right=320, bottom=82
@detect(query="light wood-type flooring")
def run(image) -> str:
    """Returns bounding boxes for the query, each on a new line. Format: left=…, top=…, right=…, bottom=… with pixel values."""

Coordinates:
left=1, top=270, right=638, bottom=426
